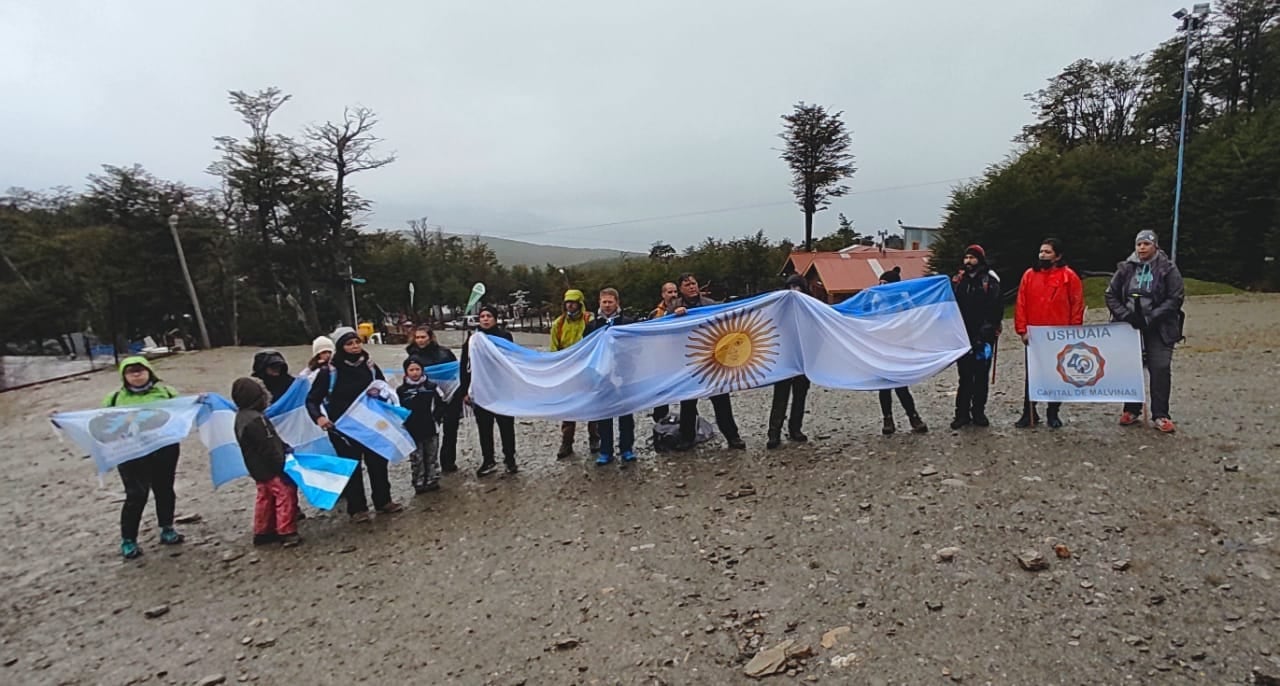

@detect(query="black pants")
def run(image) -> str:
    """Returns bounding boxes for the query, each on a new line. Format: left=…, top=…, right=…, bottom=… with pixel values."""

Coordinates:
left=118, top=445, right=180, bottom=541
left=769, top=375, right=810, bottom=436
left=1022, top=348, right=1062, bottom=415
left=474, top=405, right=516, bottom=462
left=1124, top=333, right=1175, bottom=420
left=439, top=395, right=463, bottom=469
left=652, top=405, right=670, bottom=422
left=955, top=352, right=992, bottom=417
left=330, top=432, right=392, bottom=515
left=879, top=387, right=918, bottom=418
left=679, top=394, right=740, bottom=443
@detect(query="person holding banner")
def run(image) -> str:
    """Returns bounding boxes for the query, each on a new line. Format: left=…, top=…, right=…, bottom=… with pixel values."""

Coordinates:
left=1104, top=230, right=1185, bottom=433
left=1014, top=238, right=1084, bottom=428
left=874, top=268, right=929, bottom=435
left=650, top=282, right=681, bottom=422
left=103, top=357, right=186, bottom=559
left=585, top=287, right=637, bottom=465
left=950, top=245, right=1003, bottom=429
left=460, top=305, right=519, bottom=476
left=405, top=325, right=462, bottom=472
left=670, top=273, right=747, bottom=451
left=550, top=289, right=599, bottom=459
left=305, top=330, right=403, bottom=522
left=766, top=274, right=814, bottom=449
left=232, top=377, right=302, bottom=547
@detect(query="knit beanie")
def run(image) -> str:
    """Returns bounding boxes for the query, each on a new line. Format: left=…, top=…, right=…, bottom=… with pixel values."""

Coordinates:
left=312, top=336, right=335, bottom=357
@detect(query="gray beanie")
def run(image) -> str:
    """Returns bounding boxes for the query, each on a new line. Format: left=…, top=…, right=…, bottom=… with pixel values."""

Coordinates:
left=1134, top=230, right=1158, bottom=246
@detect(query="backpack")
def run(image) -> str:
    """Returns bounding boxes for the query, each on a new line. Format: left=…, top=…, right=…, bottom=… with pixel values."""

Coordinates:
left=651, top=411, right=717, bottom=452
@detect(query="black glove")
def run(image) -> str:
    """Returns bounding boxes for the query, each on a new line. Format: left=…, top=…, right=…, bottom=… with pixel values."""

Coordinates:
left=1125, top=309, right=1145, bottom=329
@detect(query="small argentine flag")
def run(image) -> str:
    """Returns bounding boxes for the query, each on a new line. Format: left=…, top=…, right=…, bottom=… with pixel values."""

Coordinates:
left=333, top=380, right=415, bottom=463
left=266, top=377, right=336, bottom=458
left=426, top=361, right=461, bottom=402
left=196, top=394, right=251, bottom=487
left=284, top=452, right=358, bottom=510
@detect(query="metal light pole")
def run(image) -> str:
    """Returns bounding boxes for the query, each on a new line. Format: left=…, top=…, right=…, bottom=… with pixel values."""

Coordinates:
left=1170, top=3, right=1210, bottom=264
left=168, top=213, right=211, bottom=350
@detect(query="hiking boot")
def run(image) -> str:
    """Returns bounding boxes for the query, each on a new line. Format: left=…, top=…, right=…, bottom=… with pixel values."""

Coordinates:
left=788, top=431, right=808, bottom=443
left=908, top=414, right=928, bottom=433
left=376, top=502, right=404, bottom=515
left=350, top=511, right=372, bottom=524
left=280, top=533, right=302, bottom=548
left=596, top=453, right=613, bottom=466
left=1046, top=406, right=1063, bottom=429
left=1014, top=403, right=1039, bottom=428
left=556, top=441, right=573, bottom=459
left=971, top=410, right=990, bottom=427
left=766, top=431, right=782, bottom=450
left=882, top=417, right=896, bottom=435
left=1154, top=417, right=1177, bottom=433
left=159, top=528, right=184, bottom=545
left=504, top=457, right=519, bottom=474
left=620, top=450, right=637, bottom=463
left=120, top=539, right=142, bottom=559
left=1119, top=411, right=1141, bottom=426
left=727, top=438, right=747, bottom=450
left=413, top=483, right=428, bottom=495
left=950, top=413, right=971, bottom=430
left=476, top=460, right=498, bottom=477
left=253, top=533, right=280, bottom=546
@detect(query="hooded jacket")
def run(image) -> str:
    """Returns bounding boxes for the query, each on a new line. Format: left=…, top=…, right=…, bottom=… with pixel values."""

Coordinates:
left=251, top=349, right=294, bottom=401
left=102, top=356, right=178, bottom=407
left=397, top=359, right=442, bottom=441
left=305, top=332, right=385, bottom=422
left=550, top=289, right=594, bottom=352
left=1014, top=263, right=1084, bottom=335
left=1104, top=249, right=1185, bottom=345
left=232, top=377, right=290, bottom=483
left=952, top=258, right=1003, bottom=344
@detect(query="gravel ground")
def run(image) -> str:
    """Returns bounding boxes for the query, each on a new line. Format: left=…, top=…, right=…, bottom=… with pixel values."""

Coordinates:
left=2, top=293, right=1279, bottom=685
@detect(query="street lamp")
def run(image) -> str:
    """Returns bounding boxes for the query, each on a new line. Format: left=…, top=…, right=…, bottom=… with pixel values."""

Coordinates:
left=1170, top=2, right=1210, bottom=264
left=168, top=213, right=212, bottom=350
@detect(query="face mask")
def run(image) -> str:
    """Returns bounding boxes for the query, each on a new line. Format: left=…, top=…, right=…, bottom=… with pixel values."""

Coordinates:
left=1038, top=259, right=1054, bottom=270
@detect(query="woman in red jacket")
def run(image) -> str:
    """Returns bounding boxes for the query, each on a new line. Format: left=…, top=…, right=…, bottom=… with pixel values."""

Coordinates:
left=1014, top=238, right=1084, bottom=428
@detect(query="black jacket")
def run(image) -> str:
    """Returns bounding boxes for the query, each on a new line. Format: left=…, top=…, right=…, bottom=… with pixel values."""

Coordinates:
left=1104, top=250, right=1185, bottom=345
left=458, top=326, right=514, bottom=398
left=232, top=378, right=289, bottom=483
left=405, top=341, right=457, bottom=367
left=396, top=378, right=441, bottom=441
left=251, top=350, right=294, bottom=401
left=305, top=353, right=385, bottom=421
left=585, top=312, right=636, bottom=336
left=952, top=268, right=1003, bottom=344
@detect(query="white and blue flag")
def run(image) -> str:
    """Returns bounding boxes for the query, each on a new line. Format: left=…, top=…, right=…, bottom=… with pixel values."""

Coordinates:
left=333, top=380, right=416, bottom=463
left=469, top=275, right=970, bottom=421
left=196, top=393, right=250, bottom=487
left=426, top=361, right=461, bottom=403
left=265, top=376, right=336, bottom=458
left=283, top=452, right=359, bottom=510
left=51, top=396, right=203, bottom=474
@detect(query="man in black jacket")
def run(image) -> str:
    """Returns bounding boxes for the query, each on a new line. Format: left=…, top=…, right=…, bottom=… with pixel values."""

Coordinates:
left=1104, top=230, right=1185, bottom=433
left=405, top=325, right=462, bottom=472
left=584, top=287, right=638, bottom=465
left=458, top=305, right=519, bottom=476
left=305, top=329, right=403, bottom=522
left=950, top=245, right=1003, bottom=429
left=767, top=274, right=813, bottom=448
left=251, top=349, right=294, bottom=402
left=670, top=273, right=746, bottom=451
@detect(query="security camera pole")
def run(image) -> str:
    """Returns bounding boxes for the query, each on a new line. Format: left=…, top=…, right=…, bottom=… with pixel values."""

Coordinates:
left=168, top=213, right=211, bottom=350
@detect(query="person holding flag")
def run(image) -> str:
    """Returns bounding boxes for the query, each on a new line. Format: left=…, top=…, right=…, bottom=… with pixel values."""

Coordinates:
left=232, top=377, right=302, bottom=547
left=584, top=287, right=636, bottom=465
left=670, top=272, right=747, bottom=451
left=874, top=267, right=929, bottom=435
left=459, top=305, right=519, bottom=476
left=766, top=274, right=814, bottom=449
left=550, top=289, right=599, bottom=458
left=305, top=329, right=403, bottom=522
left=1014, top=238, right=1084, bottom=428
left=950, top=245, right=1003, bottom=429
left=404, top=325, right=462, bottom=472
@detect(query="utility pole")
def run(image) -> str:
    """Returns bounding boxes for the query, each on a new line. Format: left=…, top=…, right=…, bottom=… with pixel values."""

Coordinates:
left=168, top=213, right=211, bottom=350
left=1170, top=3, right=1210, bottom=264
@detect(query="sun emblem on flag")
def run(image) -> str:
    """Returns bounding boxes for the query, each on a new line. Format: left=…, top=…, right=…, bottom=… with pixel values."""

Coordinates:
left=685, top=310, right=780, bottom=391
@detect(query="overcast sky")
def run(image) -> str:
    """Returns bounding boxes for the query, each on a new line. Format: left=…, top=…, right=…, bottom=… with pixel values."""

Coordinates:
left=2, top=0, right=1182, bottom=253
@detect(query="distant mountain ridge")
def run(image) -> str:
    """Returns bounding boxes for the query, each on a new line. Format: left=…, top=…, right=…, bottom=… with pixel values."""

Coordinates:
left=443, top=233, right=643, bottom=267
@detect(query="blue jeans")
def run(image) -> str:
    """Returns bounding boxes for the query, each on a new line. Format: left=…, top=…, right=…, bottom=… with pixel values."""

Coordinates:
left=593, top=415, right=635, bottom=456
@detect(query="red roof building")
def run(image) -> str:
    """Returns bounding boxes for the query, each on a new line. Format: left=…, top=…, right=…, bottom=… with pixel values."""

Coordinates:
left=779, top=246, right=933, bottom=303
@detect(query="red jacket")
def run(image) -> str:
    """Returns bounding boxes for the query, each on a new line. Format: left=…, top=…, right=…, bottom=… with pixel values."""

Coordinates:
left=1014, top=265, right=1084, bottom=335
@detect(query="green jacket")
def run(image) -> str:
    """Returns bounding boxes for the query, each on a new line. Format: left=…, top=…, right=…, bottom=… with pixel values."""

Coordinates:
left=102, top=356, right=178, bottom=407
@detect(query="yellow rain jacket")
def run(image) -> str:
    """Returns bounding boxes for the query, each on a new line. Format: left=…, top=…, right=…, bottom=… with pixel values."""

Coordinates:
left=550, top=289, right=593, bottom=352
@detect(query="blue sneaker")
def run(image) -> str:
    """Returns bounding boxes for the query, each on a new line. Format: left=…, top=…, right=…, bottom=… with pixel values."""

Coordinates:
left=121, top=539, right=142, bottom=559
left=595, top=453, right=613, bottom=466
left=621, top=450, right=636, bottom=463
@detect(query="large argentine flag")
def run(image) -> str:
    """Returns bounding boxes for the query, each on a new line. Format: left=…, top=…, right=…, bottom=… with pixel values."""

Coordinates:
left=333, top=380, right=415, bottom=463
left=284, top=452, right=359, bottom=510
left=469, top=275, right=970, bottom=421
left=51, top=396, right=203, bottom=474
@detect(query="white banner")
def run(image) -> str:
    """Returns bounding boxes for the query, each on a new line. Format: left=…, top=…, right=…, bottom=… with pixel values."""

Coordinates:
left=1027, top=323, right=1145, bottom=403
